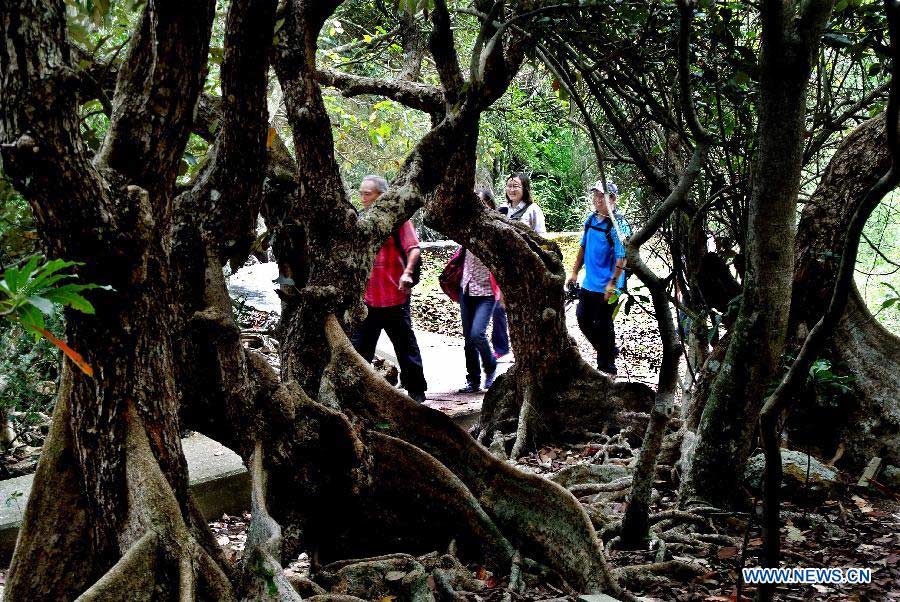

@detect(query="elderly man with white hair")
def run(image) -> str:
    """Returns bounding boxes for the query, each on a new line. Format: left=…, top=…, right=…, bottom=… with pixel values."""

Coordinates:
left=566, top=180, right=630, bottom=375
left=351, top=175, right=427, bottom=403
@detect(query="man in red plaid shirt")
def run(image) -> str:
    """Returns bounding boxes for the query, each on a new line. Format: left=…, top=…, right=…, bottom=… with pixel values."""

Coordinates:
left=350, top=175, right=427, bottom=403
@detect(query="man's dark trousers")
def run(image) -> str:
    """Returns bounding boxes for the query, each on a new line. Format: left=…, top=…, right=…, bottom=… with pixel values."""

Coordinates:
left=351, top=300, right=427, bottom=396
left=575, top=289, right=618, bottom=374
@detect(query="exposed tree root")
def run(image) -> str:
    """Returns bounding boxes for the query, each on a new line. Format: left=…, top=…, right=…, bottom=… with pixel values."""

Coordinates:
left=550, top=463, right=631, bottom=488
left=613, top=559, right=707, bottom=589
left=72, top=403, right=237, bottom=602
left=317, top=554, right=433, bottom=601
left=322, top=315, right=625, bottom=595
left=478, top=360, right=653, bottom=447
left=367, top=432, right=516, bottom=569
left=418, top=552, right=487, bottom=594
left=509, top=383, right=534, bottom=459
left=239, top=442, right=303, bottom=601
left=6, top=389, right=103, bottom=600
left=503, top=550, right=524, bottom=602
left=568, top=476, right=634, bottom=496
left=74, top=532, right=160, bottom=602
left=600, top=508, right=718, bottom=547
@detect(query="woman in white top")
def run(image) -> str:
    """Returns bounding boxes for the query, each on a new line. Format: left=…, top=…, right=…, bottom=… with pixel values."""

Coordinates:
left=499, top=172, right=546, bottom=234
left=492, top=173, right=546, bottom=359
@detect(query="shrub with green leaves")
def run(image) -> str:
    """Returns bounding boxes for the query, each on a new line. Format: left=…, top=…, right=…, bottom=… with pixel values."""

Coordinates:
left=1, top=256, right=110, bottom=376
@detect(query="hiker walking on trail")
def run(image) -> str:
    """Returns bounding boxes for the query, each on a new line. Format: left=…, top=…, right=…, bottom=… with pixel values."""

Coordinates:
left=457, top=188, right=502, bottom=394
left=351, top=175, right=428, bottom=403
left=492, top=173, right=546, bottom=360
left=567, top=180, right=630, bottom=376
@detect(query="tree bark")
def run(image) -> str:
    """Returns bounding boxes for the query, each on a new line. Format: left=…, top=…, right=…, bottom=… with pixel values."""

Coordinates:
left=683, top=0, right=833, bottom=508
left=788, top=115, right=900, bottom=469
left=1, top=0, right=269, bottom=598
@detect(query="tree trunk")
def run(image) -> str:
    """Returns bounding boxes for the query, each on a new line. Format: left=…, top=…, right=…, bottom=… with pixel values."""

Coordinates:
left=788, top=115, right=900, bottom=469
left=1, top=0, right=264, bottom=598
left=420, top=121, right=653, bottom=452
left=682, top=0, right=833, bottom=508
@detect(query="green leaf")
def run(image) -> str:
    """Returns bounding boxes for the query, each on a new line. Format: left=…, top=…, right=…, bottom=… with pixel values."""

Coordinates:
left=21, top=259, right=80, bottom=296
left=611, top=295, right=623, bottom=320
left=209, top=47, right=224, bottom=66
left=26, top=296, right=55, bottom=316
left=16, top=303, right=46, bottom=335
left=2, top=270, right=20, bottom=294
left=8, top=256, right=42, bottom=293
left=41, top=284, right=100, bottom=314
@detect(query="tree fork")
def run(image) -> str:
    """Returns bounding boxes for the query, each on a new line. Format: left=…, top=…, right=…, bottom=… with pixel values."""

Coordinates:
left=683, top=0, right=835, bottom=508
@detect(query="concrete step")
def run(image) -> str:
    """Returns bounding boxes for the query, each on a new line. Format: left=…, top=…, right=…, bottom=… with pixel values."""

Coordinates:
left=0, top=433, right=249, bottom=565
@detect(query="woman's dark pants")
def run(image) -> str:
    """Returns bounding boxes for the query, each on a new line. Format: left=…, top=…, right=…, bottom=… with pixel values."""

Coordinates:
left=460, top=294, right=498, bottom=386
left=491, top=302, right=510, bottom=356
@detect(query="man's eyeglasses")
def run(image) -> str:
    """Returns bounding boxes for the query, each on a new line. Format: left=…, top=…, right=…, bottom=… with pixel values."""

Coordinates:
left=506, top=183, right=522, bottom=189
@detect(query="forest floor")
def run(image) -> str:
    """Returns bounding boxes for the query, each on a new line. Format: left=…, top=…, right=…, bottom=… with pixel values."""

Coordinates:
left=203, top=440, right=900, bottom=601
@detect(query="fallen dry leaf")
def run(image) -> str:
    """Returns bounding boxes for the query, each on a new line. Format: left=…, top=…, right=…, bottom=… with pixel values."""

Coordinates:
left=851, top=494, right=874, bottom=514
left=716, top=546, right=739, bottom=560
left=785, top=524, right=805, bottom=543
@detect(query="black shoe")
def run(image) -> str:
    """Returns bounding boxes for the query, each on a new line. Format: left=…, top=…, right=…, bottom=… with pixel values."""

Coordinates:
left=409, top=391, right=426, bottom=404
left=599, top=363, right=617, bottom=376
left=457, top=382, right=480, bottom=394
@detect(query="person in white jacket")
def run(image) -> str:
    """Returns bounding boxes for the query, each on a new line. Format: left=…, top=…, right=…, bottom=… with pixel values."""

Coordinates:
left=492, top=173, right=546, bottom=361
left=498, top=172, right=546, bottom=233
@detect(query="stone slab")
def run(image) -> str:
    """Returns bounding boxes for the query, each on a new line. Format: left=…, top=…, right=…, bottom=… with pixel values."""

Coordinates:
left=0, top=433, right=249, bottom=565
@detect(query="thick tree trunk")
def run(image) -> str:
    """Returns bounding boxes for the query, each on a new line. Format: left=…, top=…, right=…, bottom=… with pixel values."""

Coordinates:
left=1, top=1, right=258, bottom=598
left=683, top=0, right=833, bottom=508
left=270, top=0, right=369, bottom=394
left=788, top=115, right=900, bottom=469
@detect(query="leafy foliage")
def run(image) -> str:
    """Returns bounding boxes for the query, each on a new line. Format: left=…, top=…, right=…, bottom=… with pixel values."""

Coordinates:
left=1, top=257, right=110, bottom=376
left=856, top=194, right=900, bottom=332
left=0, top=175, right=36, bottom=267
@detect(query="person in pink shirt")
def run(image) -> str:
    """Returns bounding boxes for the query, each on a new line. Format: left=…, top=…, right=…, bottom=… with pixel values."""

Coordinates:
left=350, top=175, right=427, bottom=403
